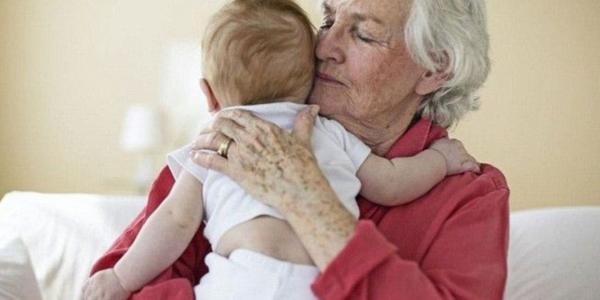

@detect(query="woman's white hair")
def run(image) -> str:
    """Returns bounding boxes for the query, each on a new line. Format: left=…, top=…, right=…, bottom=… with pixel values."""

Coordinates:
left=405, top=0, right=490, bottom=128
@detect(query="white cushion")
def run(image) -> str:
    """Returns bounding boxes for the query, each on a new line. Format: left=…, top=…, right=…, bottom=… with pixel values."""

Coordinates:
left=3, top=191, right=598, bottom=299
left=0, top=234, right=43, bottom=300
left=0, top=192, right=145, bottom=300
left=506, top=206, right=600, bottom=300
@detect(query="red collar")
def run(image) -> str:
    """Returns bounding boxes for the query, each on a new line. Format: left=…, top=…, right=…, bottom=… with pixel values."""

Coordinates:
left=385, top=118, right=448, bottom=159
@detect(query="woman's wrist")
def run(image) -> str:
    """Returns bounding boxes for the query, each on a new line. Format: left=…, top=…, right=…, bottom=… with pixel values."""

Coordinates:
left=284, top=197, right=357, bottom=270
left=276, top=173, right=357, bottom=270
left=269, top=157, right=328, bottom=210
left=274, top=160, right=348, bottom=212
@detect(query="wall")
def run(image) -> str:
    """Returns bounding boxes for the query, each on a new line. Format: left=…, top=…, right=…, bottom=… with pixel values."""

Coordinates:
left=1, top=0, right=598, bottom=210
left=452, top=0, right=600, bottom=210
left=0, top=0, right=233, bottom=195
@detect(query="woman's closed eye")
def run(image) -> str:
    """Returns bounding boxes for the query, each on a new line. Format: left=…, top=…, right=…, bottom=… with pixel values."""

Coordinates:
left=351, top=26, right=376, bottom=43
left=355, top=31, right=375, bottom=43
left=320, top=17, right=334, bottom=31
left=319, top=15, right=382, bottom=46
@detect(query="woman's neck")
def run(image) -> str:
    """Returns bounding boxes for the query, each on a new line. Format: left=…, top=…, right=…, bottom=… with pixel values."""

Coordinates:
left=333, top=101, right=420, bottom=156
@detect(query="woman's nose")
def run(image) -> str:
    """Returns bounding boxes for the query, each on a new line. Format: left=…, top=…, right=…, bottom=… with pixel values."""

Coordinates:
left=315, top=28, right=345, bottom=65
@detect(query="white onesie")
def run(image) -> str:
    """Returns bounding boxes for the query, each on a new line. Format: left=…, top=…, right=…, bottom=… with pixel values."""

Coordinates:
left=166, top=102, right=371, bottom=248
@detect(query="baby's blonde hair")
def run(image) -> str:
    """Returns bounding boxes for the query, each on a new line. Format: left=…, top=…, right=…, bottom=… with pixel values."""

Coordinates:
left=202, top=0, right=315, bottom=107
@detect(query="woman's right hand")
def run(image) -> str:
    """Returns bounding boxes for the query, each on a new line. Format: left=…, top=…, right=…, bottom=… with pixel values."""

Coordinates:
left=189, top=106, right=357, bottom=270
left=189, top=106, right=327, bottom=211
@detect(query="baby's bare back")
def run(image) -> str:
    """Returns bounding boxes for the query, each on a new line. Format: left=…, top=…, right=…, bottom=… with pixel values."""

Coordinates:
left=215, top=216, right=314, bottom=265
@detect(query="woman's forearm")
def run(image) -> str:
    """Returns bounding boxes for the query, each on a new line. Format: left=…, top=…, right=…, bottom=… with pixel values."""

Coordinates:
left=278, top=176, right=357, bottom=270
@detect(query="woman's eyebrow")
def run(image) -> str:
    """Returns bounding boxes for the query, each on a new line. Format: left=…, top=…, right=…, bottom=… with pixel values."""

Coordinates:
left=321, top=3, right=385, bottom=26
left=322, top=3, right=334, bottom=15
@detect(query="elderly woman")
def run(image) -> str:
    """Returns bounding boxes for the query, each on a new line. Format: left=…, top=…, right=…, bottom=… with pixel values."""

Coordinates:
left=91, top=0, right=508, bottom=299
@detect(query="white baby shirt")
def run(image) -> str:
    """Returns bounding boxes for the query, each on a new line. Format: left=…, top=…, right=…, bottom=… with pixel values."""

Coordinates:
left=167, top=102, right=371, bottom=248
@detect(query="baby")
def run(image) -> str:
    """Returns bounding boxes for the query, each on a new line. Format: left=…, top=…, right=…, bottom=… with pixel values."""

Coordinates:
left=84, top=0, right=478, bottom=299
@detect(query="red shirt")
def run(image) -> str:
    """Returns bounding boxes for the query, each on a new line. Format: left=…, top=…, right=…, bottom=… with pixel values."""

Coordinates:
left=91, top=118, right=510, bottom=300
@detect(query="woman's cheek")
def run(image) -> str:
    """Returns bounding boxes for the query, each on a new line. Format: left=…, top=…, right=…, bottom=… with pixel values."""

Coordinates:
left=308, top=87, right=337, bottom=116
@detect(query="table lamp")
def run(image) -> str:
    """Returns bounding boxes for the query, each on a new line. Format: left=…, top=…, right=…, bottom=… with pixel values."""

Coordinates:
left=120, top=104, right=163, bottom=194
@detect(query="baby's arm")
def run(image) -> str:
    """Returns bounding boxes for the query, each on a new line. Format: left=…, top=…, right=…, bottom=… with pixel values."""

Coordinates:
left=358, top=138, right=480, bottom=206
left=112, top=169, right=204, bottom=292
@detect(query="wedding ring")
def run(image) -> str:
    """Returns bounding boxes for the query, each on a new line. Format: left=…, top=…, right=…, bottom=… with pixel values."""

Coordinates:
left=217, top=138, right=233, bottom=158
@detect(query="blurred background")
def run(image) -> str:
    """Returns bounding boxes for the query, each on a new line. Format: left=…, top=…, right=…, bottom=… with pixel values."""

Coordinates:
left=0, top=0, right=598, bottom=210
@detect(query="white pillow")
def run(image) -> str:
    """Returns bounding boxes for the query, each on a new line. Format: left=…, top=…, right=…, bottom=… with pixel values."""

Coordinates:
left=0, top=191, right=145, bottom=300
left=0, top=234, right=43, bottom=300
left=506, top=206, right=600, bottom=300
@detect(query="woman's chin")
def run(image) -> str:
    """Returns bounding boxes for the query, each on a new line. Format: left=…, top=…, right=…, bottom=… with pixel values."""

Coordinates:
left=307, top=95, right=333, bottom=117
left=308, top=86, right=337, bottom=109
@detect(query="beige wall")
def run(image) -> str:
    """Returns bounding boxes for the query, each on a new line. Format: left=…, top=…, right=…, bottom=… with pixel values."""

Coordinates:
left=1, top=0, right=598, bottom=210
left=452, top=0, right=600, bottom=210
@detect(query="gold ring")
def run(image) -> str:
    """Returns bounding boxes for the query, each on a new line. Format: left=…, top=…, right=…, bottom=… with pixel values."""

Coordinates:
left=217, top=138, right=233, bottom=158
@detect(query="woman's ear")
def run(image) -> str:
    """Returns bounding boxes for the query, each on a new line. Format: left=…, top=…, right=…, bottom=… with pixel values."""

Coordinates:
left=415, top=70, right=448, bottom=96
left=200, top=79, right=220, bottom=113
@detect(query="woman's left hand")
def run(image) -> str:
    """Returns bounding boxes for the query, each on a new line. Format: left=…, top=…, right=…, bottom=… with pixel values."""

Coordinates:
left=190, top=105, right=326, bottom=211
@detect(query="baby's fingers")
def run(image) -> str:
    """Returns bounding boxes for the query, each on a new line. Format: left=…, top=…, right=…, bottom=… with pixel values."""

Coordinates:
left=461, top=153, right=481, bottom=173
left=461, top=160, right=481, bottom=173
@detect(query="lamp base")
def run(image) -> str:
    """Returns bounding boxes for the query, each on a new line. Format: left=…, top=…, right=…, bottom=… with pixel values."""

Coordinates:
left=134, top=156, right=155, bottom=195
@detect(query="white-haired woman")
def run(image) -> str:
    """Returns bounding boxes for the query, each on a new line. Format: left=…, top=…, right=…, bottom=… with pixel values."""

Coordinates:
left=91, top=0, right=508, bottom=299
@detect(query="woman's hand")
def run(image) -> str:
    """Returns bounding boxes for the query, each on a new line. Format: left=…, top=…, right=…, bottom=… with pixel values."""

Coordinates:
left=82, top=269, right=131, bottom=300
left=190, top=105, right=326, bottom=211
left=190, top=105, right=358, bottom=270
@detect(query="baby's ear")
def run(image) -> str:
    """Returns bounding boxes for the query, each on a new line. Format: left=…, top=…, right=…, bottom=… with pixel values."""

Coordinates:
left=199, top=78, right=220, bottom=113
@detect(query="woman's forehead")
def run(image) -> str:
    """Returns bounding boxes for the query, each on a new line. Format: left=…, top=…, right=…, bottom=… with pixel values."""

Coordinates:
left=320, top=0, right=409, bottom=26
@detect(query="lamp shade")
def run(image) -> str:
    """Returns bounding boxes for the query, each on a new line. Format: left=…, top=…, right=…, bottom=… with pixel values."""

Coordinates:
left=120, top=105, right=162, bottom=153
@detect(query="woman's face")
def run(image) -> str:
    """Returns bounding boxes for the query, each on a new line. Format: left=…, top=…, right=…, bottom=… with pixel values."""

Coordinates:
left=308, top=0, right=427, bottom=134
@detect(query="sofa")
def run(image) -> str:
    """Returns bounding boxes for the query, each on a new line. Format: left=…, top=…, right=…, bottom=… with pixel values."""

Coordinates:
left=0, top=191, right=599, bottom=299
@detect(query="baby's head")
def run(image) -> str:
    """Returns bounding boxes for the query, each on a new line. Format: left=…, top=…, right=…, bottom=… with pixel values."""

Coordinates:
left=201, top=0, right=315, bottom=110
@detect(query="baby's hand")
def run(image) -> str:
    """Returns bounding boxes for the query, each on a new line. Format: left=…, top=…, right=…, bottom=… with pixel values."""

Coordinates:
left=82, top=268, right=131, bottom=300
left=429, top=138, right=480, bottom=175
